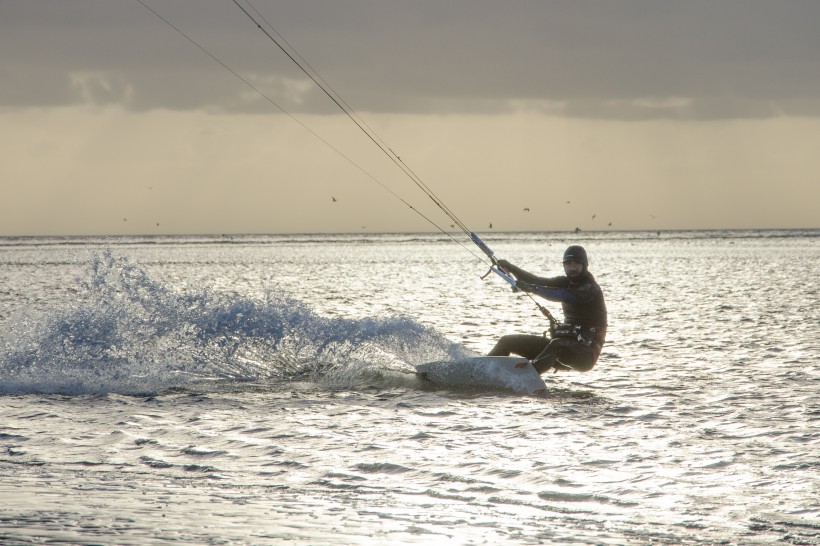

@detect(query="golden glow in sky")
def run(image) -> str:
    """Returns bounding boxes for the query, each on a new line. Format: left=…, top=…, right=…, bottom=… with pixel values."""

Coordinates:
left=2, top=1, right=818, bottom=235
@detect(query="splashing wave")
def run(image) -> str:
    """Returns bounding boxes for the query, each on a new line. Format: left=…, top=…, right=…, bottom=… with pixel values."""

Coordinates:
left=0, top=251, right=471, bottom=395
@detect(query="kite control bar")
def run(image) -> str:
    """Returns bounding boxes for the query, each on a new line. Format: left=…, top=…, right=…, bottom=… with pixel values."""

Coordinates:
left=470, top=231, right=517, bottom=288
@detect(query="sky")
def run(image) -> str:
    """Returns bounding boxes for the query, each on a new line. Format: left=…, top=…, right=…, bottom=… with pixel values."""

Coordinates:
left=1, top=0, right=819, bottom=236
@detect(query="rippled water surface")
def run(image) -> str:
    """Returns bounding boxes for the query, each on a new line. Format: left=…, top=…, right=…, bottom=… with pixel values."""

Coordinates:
left=0, top=231, right=818, bottom=545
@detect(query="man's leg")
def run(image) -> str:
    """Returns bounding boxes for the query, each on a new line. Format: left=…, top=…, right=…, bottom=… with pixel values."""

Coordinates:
left=487, top=334, right=548, bottom=360
left=531, top=339, right=561, bottom=373
left=533, top=339, right=597, bottom=373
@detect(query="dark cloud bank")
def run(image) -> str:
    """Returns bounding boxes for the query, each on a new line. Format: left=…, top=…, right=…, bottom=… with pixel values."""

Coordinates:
left=3, top=1, right=820, bottom=119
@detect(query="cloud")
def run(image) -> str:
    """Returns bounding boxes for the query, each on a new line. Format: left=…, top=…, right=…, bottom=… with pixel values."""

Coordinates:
left=70, top=71, right=136, bottom=107
left=3, top=1, right=820, bottom=119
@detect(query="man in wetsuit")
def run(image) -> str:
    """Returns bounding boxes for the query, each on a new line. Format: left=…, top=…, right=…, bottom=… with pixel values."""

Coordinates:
left=488, top=245, right=607, bottom=374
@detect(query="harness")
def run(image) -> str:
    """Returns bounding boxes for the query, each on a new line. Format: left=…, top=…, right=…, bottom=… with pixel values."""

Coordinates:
left=549, top=323, right=598, bottom=347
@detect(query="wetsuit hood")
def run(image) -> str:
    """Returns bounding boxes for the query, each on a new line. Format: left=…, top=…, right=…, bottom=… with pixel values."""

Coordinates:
left=563, top=245, right=588, bottom=268
left=563, top=245, right=589, bottom=280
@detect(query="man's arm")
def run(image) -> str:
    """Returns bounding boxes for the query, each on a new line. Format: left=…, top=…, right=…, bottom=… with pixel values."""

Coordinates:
left=496, top=260, right=562, bottom=286
left=517, top=279, right=597, bottom=304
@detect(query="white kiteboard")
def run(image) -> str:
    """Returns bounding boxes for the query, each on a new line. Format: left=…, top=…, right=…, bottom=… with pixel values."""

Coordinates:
left=416, top=356, right=548, bottom=396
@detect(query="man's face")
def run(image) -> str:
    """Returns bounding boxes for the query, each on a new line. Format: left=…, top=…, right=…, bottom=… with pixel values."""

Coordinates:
left=563, top=260, right=584, bottom=278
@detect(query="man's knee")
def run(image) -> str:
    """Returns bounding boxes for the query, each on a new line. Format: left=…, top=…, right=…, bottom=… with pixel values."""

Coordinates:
left=488, top=334, right=547, bottom=359
left=488, top=335, right=514, bottom=356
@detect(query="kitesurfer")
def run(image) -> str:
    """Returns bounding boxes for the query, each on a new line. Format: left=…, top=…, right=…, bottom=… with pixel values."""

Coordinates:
left=488, top=245, right=607, bottom=374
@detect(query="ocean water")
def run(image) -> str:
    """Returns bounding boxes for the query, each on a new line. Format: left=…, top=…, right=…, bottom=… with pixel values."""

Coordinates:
left=0, top=230, right=817, bottom=545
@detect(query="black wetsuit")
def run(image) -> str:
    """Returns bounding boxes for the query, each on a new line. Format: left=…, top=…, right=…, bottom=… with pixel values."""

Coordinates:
left=488, top=265, right=607, bottom=373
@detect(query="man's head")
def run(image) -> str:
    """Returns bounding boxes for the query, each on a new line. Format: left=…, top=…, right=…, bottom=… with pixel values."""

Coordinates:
left=562, top=245, right=588, bottom=278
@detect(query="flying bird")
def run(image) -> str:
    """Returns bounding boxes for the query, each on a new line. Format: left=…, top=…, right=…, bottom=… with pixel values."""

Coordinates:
left=331, top=196, right=337, bottom=203
left=523, top=208, right=530, bottom=212
left=489, top=222, right=493, bottom=229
